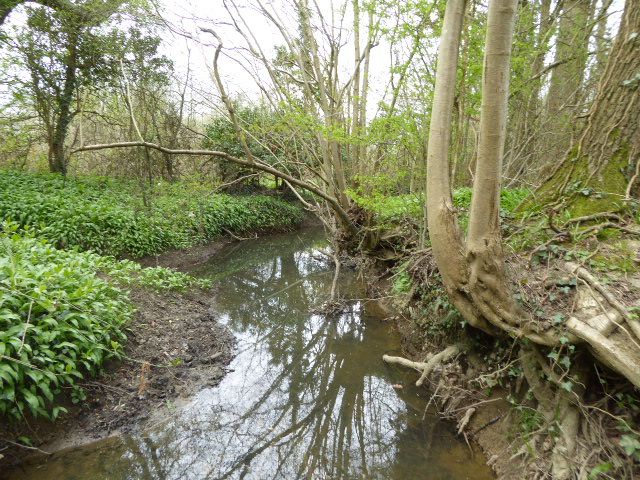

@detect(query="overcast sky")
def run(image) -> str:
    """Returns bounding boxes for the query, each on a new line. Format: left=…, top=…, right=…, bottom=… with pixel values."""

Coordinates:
left=157, top=0, right=393, bottom=118
left=157, top=0, right=624, bottom=121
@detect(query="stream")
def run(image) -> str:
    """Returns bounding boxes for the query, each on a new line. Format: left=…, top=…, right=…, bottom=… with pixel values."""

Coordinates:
left=7, top=229, right=494, bottom=480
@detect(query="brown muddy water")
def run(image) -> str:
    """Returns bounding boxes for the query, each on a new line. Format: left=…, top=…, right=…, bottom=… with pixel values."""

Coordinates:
left=4, top=229, right=494, bottom=480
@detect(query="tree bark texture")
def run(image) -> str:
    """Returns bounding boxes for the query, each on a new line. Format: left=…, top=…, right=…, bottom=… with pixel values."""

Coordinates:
left=538, top=0, right=640, bottom=215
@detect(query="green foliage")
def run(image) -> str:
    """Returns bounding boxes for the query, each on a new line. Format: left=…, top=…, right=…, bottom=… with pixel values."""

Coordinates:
left=391, top=263, right=413, bottom=295
left=589, top=240, right=639, bottom=273
left=408, top=282, right=465, bottom=339
left=2, top=1, right=171, bottom=172
left=452, top=187, right=531, bottom=214
left=588, top=462, right=613, bottom=479
left=347, top=178, right=531, bottom=226
left=0, top=170, right=304, bottom=258
left=0, top=223, right=209, bottom=421
left=516, top=405, right=544, bottom=437
left=202, top=102, right=280, bottom=183
left=620, top=434, right=640, bottom=461
left=0, top=228, right=130, bottom=420
left=95, top=256, right=211, bottom=291
left=202, top=103, right=273, bottom=160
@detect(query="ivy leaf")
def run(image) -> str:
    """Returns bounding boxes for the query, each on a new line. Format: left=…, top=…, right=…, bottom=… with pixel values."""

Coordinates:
left=620, top=434, right=640, bottom=456
left=588, top=462, right=612, bottom=479
left=560, top=381, right=573, bottom=392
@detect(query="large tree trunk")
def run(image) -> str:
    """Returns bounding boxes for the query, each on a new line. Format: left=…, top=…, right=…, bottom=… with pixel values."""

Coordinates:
left=538, top=0, right=640, bottom=215
left=544, top=0, right=592, bottom=163
left=46, top=20, right=79, bottom=175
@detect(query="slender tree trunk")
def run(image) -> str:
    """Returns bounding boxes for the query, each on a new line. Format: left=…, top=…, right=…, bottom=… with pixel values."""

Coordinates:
left=593, top=0, right=614, bottom=77
left=49, top=28, right=79, bottom=175
left=426, top=0, right=491, bottom=328
left=351, top=0, right=361, bottom=169
left=504, top=0, right=551, bottom=182
left=357, top=9, right=373, bottom=176
left=297, top=0, right=349, bottom=209
left=467, top=0, right=517, bottom=256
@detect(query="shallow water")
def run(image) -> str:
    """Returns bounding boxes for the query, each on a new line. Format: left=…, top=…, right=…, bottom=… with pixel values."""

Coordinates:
left=6, top=229, right=494, bottom=480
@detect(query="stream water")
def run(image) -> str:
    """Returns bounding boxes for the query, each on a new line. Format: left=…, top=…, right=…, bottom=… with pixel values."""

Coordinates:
left=6, top=229, right=494, bottom=480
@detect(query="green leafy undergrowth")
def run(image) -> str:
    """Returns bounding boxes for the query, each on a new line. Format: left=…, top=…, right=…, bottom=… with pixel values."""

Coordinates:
left=95, top=256, right=211, bottom=291
left=0, top=170, right=303, bottom=258
left=0, top=227, right=207, bottom=421
left=347, top=182, right=531, bottom=225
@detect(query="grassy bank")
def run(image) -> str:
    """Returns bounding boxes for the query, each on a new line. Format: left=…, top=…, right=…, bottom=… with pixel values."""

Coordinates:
left=0, top=170, right=304, bottom=258
left=0, top=226, right=210, bottom=422
left=347, top=186, right=531, bottom=224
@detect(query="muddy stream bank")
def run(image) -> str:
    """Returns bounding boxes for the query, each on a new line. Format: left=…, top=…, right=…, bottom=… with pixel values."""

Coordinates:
left=3, top=229, right=493, bottom=479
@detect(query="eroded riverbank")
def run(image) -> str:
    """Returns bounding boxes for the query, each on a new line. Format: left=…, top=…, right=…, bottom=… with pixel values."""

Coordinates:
left=3, top=229, right=494, bottom=479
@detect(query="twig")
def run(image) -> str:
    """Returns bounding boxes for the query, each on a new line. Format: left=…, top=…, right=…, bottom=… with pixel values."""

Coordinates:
left=222, top=228, right=256, bottom=242
left=2, top=439, right=51, bottom=455
left=472, top=414, right=503, bottom=435
left=18, top=300, right=33, bottom=355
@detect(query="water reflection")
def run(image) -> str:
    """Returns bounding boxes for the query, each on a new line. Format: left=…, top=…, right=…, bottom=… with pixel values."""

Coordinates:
left=6, top=230, right=493, bottom=480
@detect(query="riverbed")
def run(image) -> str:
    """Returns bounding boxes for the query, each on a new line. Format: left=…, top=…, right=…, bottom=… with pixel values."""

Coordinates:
left=5, top=229, right=493, bottom=479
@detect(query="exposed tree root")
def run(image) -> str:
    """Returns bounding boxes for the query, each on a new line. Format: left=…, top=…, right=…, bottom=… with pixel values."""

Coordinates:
left=438, top=251, right=640, bottom=392
left=564, top=261, right=640, bottom=342
left=382, top=344, right=462, bottom=387
left=520, top=346, right=586, bottom=480
left=457, top=407, right=476, bottom=435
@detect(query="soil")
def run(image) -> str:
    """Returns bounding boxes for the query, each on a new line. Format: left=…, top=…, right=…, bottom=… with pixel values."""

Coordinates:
left=0, top=257, right=235, bottom=470
left=137, top=239, right=234, bottom=271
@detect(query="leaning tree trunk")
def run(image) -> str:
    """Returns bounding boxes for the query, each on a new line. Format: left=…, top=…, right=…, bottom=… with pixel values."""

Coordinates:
left=537, top=0, right=640, bottom=216
left=426, top=0, right=520, bottom=337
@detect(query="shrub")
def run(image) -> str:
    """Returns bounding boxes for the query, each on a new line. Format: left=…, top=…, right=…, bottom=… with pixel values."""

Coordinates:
left=346, top=184, right=531, bottom=225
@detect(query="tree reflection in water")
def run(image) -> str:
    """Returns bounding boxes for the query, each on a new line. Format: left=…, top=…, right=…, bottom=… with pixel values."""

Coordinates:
left=8, top=230, right=494, bottom=480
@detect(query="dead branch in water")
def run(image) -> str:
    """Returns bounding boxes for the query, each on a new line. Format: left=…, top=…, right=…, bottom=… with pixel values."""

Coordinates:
left=383, top=344, right=462, bottom=387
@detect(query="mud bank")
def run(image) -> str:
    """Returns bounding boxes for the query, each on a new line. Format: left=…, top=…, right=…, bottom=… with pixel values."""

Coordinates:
left=0, top=281, right=234, bottom=472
